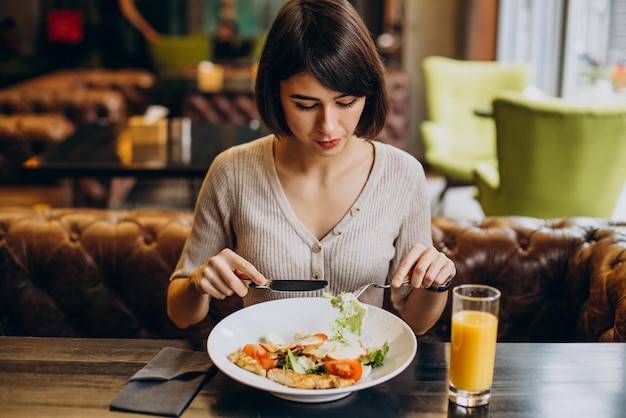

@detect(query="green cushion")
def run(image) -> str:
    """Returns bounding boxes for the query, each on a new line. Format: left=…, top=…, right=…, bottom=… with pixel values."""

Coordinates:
left=475, top=91, right=626, bottom=217
left=149, top=34, right=213, bottom=78
left=421, top=56, right=531, bottom=183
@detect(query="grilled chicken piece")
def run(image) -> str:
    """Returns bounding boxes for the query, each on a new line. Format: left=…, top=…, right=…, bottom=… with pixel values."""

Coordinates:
left=228, top=351, right=266, bottom=376
left=266, top=368, right=355, bottom=389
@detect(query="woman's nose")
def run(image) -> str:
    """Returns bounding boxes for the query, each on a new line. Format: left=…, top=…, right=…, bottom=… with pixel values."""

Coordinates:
left=316, top=106, right=338, bottom=134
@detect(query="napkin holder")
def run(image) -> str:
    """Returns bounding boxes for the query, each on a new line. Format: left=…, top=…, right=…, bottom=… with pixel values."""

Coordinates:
left=128, top=116, right=168, bottom=146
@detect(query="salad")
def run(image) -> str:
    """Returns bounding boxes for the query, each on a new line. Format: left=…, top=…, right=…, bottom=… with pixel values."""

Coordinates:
left=227, top=292, right=390, bottom=389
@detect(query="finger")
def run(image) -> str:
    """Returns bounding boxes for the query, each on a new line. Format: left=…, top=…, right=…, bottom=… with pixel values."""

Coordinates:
left=197, top=274, right=230, bottom=299
left=207, top=257, right=249, bottom=297
left=401, top=246, right=450, bottom=288
left=210, top=249, right=267, bottom=295
left=229, top=257, right=267, bottom=286
left=392, top=243, right=428, bottom=286
left=396, top=244, right=440, bottom=287
left=418, top=255, right=456, bottom=289
left=190, top=266, right=227, bottom=299
left=415, top=251, right=443, bottom=287
left=411, top=251, right=435, bottom=287
left=202, top=265, right=239, bottom=297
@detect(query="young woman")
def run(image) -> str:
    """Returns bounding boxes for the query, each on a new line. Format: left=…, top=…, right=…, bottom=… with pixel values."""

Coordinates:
left=167, top=0, right=456, bottom=336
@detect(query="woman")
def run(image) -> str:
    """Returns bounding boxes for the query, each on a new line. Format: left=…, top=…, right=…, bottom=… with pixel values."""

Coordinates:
left=167, top=0, right=456, bottom=336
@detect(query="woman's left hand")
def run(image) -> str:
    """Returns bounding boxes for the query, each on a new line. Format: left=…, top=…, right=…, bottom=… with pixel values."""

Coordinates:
left=391, top=243, right=456, bottom=290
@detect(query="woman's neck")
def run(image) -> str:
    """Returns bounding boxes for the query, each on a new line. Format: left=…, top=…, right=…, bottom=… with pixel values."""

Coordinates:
left=273, top=135, right=372, bottom=182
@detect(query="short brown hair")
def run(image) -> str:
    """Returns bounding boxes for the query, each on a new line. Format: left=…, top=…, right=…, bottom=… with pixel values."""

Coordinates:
left=255, top=0, right=389, bottom=140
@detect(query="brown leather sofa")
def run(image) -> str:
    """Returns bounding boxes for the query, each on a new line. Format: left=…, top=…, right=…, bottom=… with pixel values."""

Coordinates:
left=0, top=114, right=75, bottom=181
left=1, top=207, right=625, bottom=342
left=0, top=69, right=155, bottom=121
left=0, top=69, right=156, bottom=204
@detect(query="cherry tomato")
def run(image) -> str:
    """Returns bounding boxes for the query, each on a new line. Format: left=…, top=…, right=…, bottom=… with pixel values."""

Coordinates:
left=242, top=343, right=276, bottom=370
left=324, top=359, right=363, bottom=381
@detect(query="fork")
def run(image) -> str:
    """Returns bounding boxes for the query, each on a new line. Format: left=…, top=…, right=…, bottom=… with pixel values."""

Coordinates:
left=352, top=280, right=410, bottom=299
left=351, top=279, right=454, bottom=299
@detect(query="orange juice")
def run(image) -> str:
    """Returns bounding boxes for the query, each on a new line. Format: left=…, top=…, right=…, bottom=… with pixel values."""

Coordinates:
left=450, top=310, right=498, bottom=392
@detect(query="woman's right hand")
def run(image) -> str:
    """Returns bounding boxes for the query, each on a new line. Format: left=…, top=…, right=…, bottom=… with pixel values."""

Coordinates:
left=189, top=248, right=267, bottom=299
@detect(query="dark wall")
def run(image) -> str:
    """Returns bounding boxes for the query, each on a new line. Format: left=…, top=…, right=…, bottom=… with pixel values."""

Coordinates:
left=0, top=0, right=387, bottom=84
left=350, top=0, right=385, bottom=38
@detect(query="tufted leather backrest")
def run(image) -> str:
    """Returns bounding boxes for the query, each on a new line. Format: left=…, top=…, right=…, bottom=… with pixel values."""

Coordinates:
left=422, top=217, right=626, bottom=342
left=0, top=88, right=128, bottom=125
left=0, top=69, right=155, bottom=117
left=182, top=92, right=261, bottom=125
left=1, top=208, right=625, bottom=342
left=0, top=114, right=75, bottom=162
left=0, top=69, right=156, bottom=125
left=0, top=208, right=234, bottom=340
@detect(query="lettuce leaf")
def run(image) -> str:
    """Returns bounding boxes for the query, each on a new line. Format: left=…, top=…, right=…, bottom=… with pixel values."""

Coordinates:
left=362, top=342, right=389, bottom=368
left=324, top=292, right=367, bottom=342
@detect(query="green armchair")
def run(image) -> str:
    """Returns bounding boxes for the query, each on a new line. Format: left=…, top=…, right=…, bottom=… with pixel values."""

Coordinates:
left=475, top=91, right=626, bottom=218
left=421, top=56, right=531, bottom=204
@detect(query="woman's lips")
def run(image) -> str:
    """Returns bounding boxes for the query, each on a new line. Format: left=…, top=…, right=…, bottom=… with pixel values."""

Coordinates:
left=316, top=139, right=340, bottom=149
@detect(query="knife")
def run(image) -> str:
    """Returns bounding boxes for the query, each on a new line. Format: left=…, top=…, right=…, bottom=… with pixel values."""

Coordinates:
left=248, top=279, right=328, bottom=292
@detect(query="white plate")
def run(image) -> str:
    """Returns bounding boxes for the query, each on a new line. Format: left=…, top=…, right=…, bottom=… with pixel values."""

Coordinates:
left=207, top=297, right=417, bottom=403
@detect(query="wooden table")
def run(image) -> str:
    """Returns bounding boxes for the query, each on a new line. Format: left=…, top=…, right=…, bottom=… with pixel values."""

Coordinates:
left=1, top=337, right=625, bottom=417
left=22, top=122, right=267, bottom=179
left=21, top=122, right=268, bottom=207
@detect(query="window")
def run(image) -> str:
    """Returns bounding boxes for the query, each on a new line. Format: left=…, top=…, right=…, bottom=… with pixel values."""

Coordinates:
left=497, top=0, right=626, bottom=100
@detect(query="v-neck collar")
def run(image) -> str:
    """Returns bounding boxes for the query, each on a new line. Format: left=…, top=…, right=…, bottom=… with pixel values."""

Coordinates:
left=263, top=137, right=386, bottom=246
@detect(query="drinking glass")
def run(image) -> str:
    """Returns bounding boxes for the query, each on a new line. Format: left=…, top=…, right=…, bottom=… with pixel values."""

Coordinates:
left=448, top=284, right=500, bottom=407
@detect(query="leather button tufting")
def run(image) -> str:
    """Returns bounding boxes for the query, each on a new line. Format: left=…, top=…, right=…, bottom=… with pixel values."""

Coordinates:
left=144, top=232, right=156, bottom=245
left=518, top=237, right=530, bottom=251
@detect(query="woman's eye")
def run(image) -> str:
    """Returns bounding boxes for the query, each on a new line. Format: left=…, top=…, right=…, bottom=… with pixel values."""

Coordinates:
left=294, top=98, right=359, bottom=111
left=295, top=102, right=318, bottom=111
left=337, top=99, right=358, bottom=109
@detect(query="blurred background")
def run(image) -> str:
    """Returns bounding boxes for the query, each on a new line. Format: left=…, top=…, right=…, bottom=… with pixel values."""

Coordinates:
left=1, top=0, right=625, bottom=218
left=1, top=0, right=625, bottom=159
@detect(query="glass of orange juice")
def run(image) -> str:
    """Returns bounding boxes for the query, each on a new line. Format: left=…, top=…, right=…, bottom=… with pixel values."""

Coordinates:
left=449, top=284, right=500, bottom=407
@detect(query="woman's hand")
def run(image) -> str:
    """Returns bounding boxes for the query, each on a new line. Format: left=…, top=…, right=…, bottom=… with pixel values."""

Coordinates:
left=190, top=248, right=267, bottom=299
left=392, top=244, right=456, bottom=290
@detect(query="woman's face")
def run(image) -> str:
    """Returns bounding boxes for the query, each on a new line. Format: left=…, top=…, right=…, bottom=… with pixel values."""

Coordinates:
left=279, top=72, right=366, bottom=155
